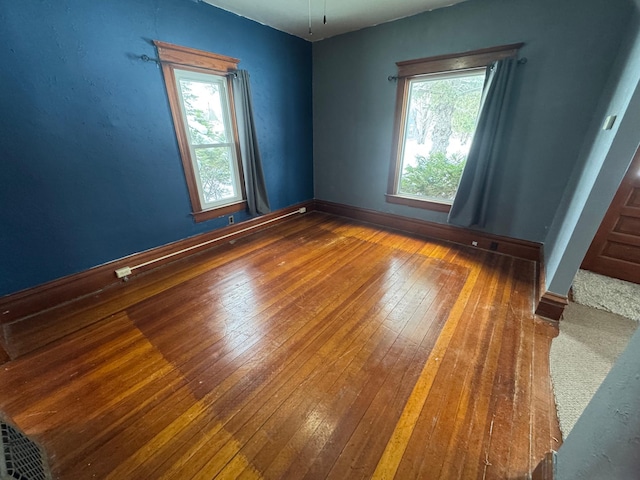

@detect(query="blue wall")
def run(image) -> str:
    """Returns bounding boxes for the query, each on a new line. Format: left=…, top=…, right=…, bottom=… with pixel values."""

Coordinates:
left=312, top=0, right=633, bottom=243
left=0, top=0, right=313, bottom=296
left=544, top=9, right=640, bottom=295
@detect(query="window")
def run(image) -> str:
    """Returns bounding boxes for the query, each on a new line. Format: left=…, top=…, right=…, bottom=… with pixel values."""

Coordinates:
left=398, top=69, right=486, bottom=203
left=387, top=44, right=522, bottom=212
left=155, top=41, right=246, bottom=222
left=174, top=69, right=243, bottom=209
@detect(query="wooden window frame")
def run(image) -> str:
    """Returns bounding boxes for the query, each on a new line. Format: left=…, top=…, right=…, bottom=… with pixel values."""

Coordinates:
left=387, top=43, right=523, bottom=212
left=155, top=40, right=247, bottom=223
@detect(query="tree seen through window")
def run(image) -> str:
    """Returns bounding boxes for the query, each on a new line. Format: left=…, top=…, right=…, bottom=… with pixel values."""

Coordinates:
left=178, top=79, right=235, bottom=204
left=399, top=69, right=486, bottom=202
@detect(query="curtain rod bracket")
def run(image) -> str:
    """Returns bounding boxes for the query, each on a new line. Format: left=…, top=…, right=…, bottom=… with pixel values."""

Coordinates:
left=517, top=57, right=528, bottom=65
left=388, top=75, right=398, bottom=82
left=140, top=54, right=161, bottom=64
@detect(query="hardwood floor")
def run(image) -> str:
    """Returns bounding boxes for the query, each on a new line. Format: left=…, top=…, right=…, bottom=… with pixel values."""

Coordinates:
left=0, top=213, right=561, bottom=479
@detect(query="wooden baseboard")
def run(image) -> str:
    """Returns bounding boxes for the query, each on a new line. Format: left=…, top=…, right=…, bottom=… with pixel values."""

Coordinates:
left=314, top=199, right=542, bottom=261
left=1, top=198, right=553, bottom=359
left=0, top=343, right=9, bottom=366
left=535, top=292, right=568, bottom=321
left=314, top=200, right=560, bottom=319
left=537, top=246, right=547, bottom=306
left=532, top=451, right=557, bottom=480
left=0, top=201, right=314, bottom=328
left=1, top=199, right=543, bottom=325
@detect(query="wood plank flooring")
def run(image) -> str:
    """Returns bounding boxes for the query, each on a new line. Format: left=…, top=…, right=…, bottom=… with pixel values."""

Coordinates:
left=0, top=212, right=561, bottom=479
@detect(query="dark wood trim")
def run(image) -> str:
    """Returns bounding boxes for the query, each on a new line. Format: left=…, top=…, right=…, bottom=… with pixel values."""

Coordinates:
left=581, top=257, right=640, bottom=285
left=0, top=343, right=9, bottom=366
left=159, top=57, right=202, bottom=211
left=536, top=244, right=547, bottom=311
left=0, top=201, right=314, bottom=327
left=192, top=200, right=247, bottom=223
left=535, top=292, right=568, bottom=322
left=385, top=194, right=451, bottom=213
left=532, top=451, right=557, bottom=480
left=314, top=199, right=541, bottom=261
left=396, top=43, right=524, bottom=77
left=154, top=40, right=239, bottom=73
left=581, top=144, right=640, bottom=283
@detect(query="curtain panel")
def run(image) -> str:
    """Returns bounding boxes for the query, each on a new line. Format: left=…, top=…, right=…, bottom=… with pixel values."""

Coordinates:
left=233, top=70, right=271, bottom=216
left=448, top=57, right=518, bottom=227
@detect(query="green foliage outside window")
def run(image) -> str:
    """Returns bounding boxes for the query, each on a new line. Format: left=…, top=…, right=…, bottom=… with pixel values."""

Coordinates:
left=400, top=152, right=466, bottom=201
left=399, top=71, right=485, bottom=202
left=194, top=148, right=233, bottom=203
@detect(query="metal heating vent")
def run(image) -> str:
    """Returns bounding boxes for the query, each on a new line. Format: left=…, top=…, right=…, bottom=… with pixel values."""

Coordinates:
left=0, top=421, right=50, bottom=480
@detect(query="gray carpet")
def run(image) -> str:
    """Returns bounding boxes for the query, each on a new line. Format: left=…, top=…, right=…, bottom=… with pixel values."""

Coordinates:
left=550, top=273, right=639, bottom=438
left=572, top=269, right=640, bottom=321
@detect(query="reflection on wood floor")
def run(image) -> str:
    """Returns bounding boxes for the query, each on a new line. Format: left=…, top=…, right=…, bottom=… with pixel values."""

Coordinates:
left=0, top=212, right=561, bottom=479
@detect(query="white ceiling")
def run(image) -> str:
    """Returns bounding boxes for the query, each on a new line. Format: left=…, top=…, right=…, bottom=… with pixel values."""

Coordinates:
left=202, top=0, right=469, bottom=42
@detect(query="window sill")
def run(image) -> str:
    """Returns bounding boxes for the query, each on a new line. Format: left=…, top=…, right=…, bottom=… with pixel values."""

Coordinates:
left=385, top=194, right=451, bottom=213
left=192, top=200, right=247, bottom=223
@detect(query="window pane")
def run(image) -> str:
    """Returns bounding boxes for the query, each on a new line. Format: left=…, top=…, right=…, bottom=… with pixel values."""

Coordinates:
left=178, top=79, right=228, bottom=145
left=194, top=147, right=236, bottom=204
left=399, top=70, right=485, bottom=203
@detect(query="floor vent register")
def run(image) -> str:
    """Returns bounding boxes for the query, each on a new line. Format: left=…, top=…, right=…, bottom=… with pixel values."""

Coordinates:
left=0, top=421, right=50, bottom=480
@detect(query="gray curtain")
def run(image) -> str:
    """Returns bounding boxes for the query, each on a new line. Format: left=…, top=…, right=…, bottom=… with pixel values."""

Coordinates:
left=233, top=70, right=271, bottom=216
left=447, top=57, right=518, bottom=227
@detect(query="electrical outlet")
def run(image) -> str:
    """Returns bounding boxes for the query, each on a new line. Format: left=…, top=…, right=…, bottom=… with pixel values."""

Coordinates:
left=228, top=215, right=234, bottom=225
left=471, top=241, right=478, bottom=247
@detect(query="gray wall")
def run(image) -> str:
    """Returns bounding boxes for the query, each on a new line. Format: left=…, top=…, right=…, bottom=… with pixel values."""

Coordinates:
left=556, top=326, right=640, bottom=479
left=544, top=10, right=640, bottom=295
left=312, top=0, right=633, bottom=243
